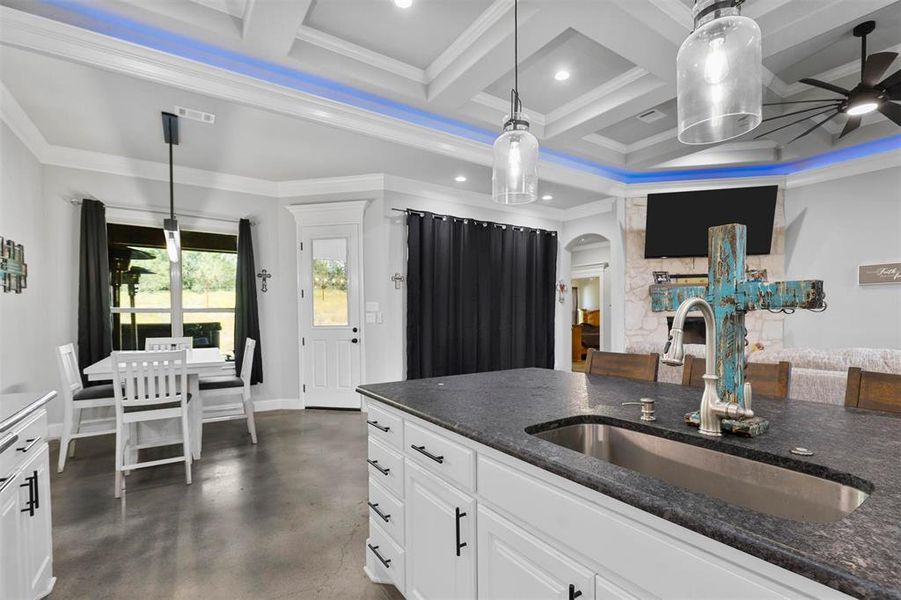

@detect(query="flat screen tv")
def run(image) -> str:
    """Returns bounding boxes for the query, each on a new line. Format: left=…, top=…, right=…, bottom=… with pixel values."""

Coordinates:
left=644, top=186, right=777, bottom=258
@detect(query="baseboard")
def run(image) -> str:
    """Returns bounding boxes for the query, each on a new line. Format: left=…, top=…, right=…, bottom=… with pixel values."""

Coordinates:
left=46, top=398, right=304, bottom=439
left=253, top=398, right=302, bottom=412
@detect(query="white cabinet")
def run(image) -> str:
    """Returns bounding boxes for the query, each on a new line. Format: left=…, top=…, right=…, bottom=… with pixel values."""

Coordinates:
left=0, top=404, right=54, bottom=600
left=405, top=460, right=476, bottom=600
left=478, top=505, right=595, bottom=600
left=0, top=470, right=26, bottom=600
left=19, top=445, right=53, bottom=599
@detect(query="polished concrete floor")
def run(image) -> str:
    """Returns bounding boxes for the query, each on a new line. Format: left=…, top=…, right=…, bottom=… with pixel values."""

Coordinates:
left=48, top=410, right=405, bottom=600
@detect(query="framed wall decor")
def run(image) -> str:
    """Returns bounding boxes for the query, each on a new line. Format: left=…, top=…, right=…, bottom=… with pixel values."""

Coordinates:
left=0, top=237, right=28, bottom=293
left=858, top=262, right=901, bottom=285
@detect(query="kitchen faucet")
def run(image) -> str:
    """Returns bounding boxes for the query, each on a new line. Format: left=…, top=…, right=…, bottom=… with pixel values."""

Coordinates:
left=662, top=297, right=754, bottom=437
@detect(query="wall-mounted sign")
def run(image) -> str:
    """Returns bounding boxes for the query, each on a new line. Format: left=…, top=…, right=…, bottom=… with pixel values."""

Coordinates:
left=858, top=262, right=901, bottom=285
left=0, top=237, right=27, bottom=293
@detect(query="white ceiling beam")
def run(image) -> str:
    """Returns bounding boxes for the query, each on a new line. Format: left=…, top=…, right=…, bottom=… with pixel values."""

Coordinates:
left=294, top=25, right=427, bottom=84
left=426, top=4, right=569, bottom=109
left=544, top=81, right=672, bottom=144
left=241, top=0, right=312, bottom=58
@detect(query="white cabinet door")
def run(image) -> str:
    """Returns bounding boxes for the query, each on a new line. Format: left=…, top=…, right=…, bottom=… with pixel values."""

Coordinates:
left=478, top=505, right=595, bottom=600
left=0, top=470, right=25, bottom=600
left=405, top=460, right=476, bottom=600
left=19, top=445, right=53, bottom=599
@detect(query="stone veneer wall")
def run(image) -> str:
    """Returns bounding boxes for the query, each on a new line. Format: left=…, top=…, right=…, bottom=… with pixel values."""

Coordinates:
left=624, top=193, right=786, bottom=353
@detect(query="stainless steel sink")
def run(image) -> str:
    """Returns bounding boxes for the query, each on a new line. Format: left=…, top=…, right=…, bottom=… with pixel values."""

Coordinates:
left=531, top=423, right=869, bottom=523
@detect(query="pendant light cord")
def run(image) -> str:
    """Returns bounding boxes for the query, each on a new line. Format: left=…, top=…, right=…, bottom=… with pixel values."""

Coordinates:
left=169, top=139, right=174, bottom=220
left=508, top=0, right=521, bottom=118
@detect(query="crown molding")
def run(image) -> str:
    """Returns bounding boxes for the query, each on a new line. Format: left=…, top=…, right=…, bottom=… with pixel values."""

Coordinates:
left=582, top=134, right=628, bottom=155
left=0, top=6, right=625, bottom=195
left=0, top=80, right=49, bottom=160
left=295, top=25, right=428, bottom=84
left=784, top=147, right=901, bottom=189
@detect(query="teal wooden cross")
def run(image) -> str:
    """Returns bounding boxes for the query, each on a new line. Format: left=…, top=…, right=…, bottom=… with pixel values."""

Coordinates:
left=650, top=223, right=825, bottom=434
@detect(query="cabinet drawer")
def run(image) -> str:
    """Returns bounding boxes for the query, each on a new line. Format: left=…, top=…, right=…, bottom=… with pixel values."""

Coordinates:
left=366, top=403, right=403, bottom=450
left=368, top=519, right=405, bottom=594
left=478, top=456, right=808, bottom=599
left=368, top=477, right=404, bottom=547
left=404, top=421, right=475, bottom=491
left=367, top=438, right=404, bottom=498
left=2, top=410, right=46, bottom=477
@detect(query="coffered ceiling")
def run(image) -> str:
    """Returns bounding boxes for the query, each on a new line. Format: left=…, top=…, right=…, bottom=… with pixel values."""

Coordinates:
left=1, top=0, right=900, bottom=191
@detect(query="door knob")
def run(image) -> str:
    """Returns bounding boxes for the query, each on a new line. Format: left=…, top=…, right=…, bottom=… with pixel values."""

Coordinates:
left=351, top=338, right=359, bottom=344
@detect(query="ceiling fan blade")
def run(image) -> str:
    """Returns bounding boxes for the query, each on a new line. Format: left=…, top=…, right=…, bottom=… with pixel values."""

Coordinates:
left=762, top=103, right=841, bottom=122
left=878, top=101, right=901, bottom=126
left=862, top=52, right=899, bottom=87
left=888, top=84, right=901, bottom=101
left=799, top=78, right=851, bottom=96
left=788, top=111, right=842, bottom=143
left=839, top=115, right=862, bottom=139
left=763, top=99, right=845, bottom=106
left=755, top=106, right=839, bottom=139
left=879, top=68, right=901, bottom=94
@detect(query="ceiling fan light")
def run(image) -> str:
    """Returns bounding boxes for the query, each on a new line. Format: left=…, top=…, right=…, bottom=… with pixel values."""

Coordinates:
left=677, top=0, right=762, bottom=144
left=847, top=101, right=879, bottom=116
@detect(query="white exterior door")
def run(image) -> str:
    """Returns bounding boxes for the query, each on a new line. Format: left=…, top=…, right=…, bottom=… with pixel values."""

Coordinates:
left=300, top=224, right=362, bottom=408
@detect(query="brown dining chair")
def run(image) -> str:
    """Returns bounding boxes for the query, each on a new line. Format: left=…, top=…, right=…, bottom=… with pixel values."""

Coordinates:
left=585, top=350, right=659, bottom=382
left=845, top=367, right=901, bottom=414
left=682, top=356, right=791, bottom=399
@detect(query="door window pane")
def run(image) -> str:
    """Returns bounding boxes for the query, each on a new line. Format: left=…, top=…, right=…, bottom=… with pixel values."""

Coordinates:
left=312, top=238, right=348, bottom=326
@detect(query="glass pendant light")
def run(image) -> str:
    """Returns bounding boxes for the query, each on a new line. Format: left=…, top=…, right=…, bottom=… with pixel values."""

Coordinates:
left=677, top=0, right=762, bottom=144
left=492, top=0, right=538, bottom=205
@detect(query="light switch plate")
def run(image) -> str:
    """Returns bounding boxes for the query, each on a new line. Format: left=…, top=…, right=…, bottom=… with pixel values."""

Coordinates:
left=366, top=301, right=380, bottom=312
left=365, top=312, right=376, bottom=324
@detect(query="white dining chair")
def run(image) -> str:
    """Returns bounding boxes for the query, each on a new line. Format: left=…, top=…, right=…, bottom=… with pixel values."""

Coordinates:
left=111, top=349, right=192, bottom=498
left=144, top=336, right=194, bottom=351
left=198, top=338, right=258, bottom=444
left=56, top=343, right=117, bottom=473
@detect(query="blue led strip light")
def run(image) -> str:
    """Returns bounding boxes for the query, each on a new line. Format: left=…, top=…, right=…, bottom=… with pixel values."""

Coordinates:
left=34, top=0, right=901, bottom=184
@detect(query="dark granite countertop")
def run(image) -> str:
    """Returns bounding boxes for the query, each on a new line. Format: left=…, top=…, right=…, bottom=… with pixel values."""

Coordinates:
left=358, top=368, right=901, bottom=599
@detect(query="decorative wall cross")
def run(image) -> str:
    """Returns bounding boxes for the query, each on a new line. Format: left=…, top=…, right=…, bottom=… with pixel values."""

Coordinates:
left=257, top=269, right=272, bottom=293
left=391, top=272, right=405, bottom=289
left=651, top=224, right=825, bottom=433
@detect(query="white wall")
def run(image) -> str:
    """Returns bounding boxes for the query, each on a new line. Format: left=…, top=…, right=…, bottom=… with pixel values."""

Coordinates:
left=0, top=122, right=59, bottom=399
left=783, top=168, right=901, bottom=349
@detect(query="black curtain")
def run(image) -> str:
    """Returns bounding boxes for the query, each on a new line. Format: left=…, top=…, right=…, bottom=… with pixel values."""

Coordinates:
left=407, top=211, right=557, bottom=379
left=77, top=199, right=112, bottom=385
left=235, top=218, right=263, bottom=384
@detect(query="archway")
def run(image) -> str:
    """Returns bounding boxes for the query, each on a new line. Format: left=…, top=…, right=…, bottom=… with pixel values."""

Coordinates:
left=565, top=234, right=610, bottom=372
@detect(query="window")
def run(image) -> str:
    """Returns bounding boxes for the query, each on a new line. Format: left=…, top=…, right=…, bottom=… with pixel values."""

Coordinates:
left=311, top=238, right=348, bottom=326
left=108, top=224, right=238, bottom=356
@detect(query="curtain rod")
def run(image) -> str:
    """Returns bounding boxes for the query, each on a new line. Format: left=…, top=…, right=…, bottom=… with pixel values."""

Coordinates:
left=65, top=197, right=256, bottom=226
left=391, top=208, right=556, bottom=235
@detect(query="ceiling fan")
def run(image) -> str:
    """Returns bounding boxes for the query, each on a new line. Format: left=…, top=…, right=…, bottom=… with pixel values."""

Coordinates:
left=756, top=20, right=901, bottom=143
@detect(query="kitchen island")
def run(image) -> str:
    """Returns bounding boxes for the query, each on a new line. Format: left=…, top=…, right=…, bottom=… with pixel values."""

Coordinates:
left=358, top=368, right=900, bottom=599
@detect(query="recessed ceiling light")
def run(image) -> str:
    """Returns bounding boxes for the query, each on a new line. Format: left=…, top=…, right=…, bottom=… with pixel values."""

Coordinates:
left=394, top=0, right=412, bottom=7
left=541, top=194, right=553, bottom=201
left=554, top=70, right=570, bottom=81
left=454, top=175, right=467, bottom=182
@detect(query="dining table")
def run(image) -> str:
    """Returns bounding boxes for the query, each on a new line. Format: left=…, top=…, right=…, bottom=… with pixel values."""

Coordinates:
left=83, top=347, right=228, bottom=459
